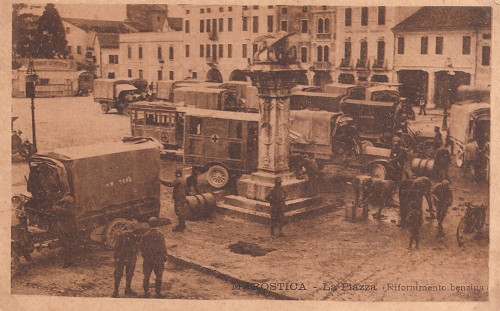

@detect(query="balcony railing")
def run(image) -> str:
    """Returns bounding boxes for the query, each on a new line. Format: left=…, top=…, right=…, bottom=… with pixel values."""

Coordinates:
left=355, top=59, right=370, bottom=71
left=339, top=58, right=353, bottom=70
left=313, top=61, right=332, bottom=70
left=372, top=59, right=387, bottom=71
left=316, top=33, right=331, bottom=40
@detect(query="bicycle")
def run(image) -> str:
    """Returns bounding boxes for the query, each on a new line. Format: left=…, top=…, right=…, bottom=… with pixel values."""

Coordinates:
left=456, top=202, right=487, bottom=246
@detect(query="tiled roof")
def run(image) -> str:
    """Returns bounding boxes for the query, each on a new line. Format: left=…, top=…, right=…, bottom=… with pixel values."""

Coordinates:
left=123, top=21, right=151, bottom=32
left=393, top=6, right=491, bottom=31
left=166, top=17, right=183, bottom=31
left=63, top=17, right=140, bottom=33
left=96, top=33, right=119, bottom=49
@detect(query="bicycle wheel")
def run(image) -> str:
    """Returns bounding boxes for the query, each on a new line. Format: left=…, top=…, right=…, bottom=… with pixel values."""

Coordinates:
left=457, top=217, right=475, bottom=246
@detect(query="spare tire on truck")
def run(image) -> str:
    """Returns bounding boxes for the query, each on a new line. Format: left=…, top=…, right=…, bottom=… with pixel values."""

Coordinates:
left=206, top=165, right=229, bottom=188
left=104, top=218, right=132, bottom=249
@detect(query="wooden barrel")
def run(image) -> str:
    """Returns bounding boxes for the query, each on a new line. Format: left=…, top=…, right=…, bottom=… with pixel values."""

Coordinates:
left=411, top=158, right=435, bottom=177
left=185, top=193, right=216, bottom=219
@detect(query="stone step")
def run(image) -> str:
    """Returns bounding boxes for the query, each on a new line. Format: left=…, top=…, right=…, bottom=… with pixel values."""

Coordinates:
left=216, top=201, right=341, bottom=225
left=224, top=195, right=322, bottom=213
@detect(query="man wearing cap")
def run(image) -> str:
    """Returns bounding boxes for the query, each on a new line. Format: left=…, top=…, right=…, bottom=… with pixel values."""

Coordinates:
left=112, top=224, right=148, bottom=298
left=361, top=178, right=398, bottom=219
left=52, top=193, right=78, bottom=268
left=141, top=217, right=168, bottom=298
left=434, top=146, right=451, bottom=181
left=408, top=176, right=435, bottom=219
left=432, top=180, right=453, bottom=237
left=186, top=168, right=199, bottom=196
left=390, top=139, right=410, bottom=182
left=161, top=169, right=188, bottom=232
left=265, top=178, right=288, bottom=237
left=433, top=126, right=443, bottom=150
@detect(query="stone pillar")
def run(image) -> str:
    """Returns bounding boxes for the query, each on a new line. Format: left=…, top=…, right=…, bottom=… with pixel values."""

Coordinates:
left=427, top=70, right=436, bottom=109
left=236, top=65, right=308, bottom=201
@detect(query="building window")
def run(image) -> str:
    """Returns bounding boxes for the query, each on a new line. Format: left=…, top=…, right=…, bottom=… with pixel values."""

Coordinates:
left=378, top=6, right=385, bottom=25
left=483, top=33, right=491, bottom=39
left=302, top=6, right=308, bottom=13
left=138, top=46, right=143, bottom=59
left=482, top=46, right=490, bottom=66
left=157, top=16, right=161, bottom=22
left=243, top=5, right=248, bottom=10
left=397, top=37, right=404, bottom=54
left=281, top=20, right=288, bottom=32
left=200, top=45, right=204, bottom=57
left=435, top=37, right=443, bottom=54
left=127, top=45, right=131, bottom=59
left=317, top=46, right=323, bottom=62
left=169, top=46, right=174, bottom=60
left=206, top=44, right=211, bottom=58
left=185, top=20, right=190, bottom=33
left=200, top=8, right=204, bottom=13
left=325, top=18, right=330, bottom=33
left=206, top=19, right=211, bottom=32
left=219, top=18, right=223, bottom=32
left=228, top=18, right=233, bottom=31
left=219, top=44, right=223, bottom=58
left=67, top=46, right=71, bottom=54
left=242, top=44, right=247, bottom=58
left=360, top=41, right=367, bottom=60
left=228, top=6, right=232, bottom=12
left=318, top=19, right=323, bottom=33
left=345, top=8, right=352, bottom=26
left=212, top=19, right=217, bottom=34
left=192, top=71, right=197, bottom=79
left=228, top=44, right=232, bottom=58
left=109, top=55, right=118, bottom=64
left=139, top=70, right=143, bottom=79
left=301, top=20, right=308, bottom=33
left=267, top=16, right=273, bottom=33
left=186, top=10, right=190, bottom=14
left=77, top=46, right=82, bottom=54
left=108, top=72, right=115, bottom=79
left=251, top=5, right=258, bottom=9
left=361, top=7, right=368, bottom=26
left=253, top=16, right=258, bottom=33
left=207, top=8, right=211, bottom=13
left=243, top=17, right=248, bottom=31
left=268, top=5, right=274, bottom=9
left=219, top=7, right=223, bottom=12
left=66, top=27, right=70, bottom=34
left=421, top=37, right=428, bottom=54
left=281, top=7, right=287, bottom=14
left=200, top=20, right=205, bottom=32
left=324, top=45, right=329, bottom=62
left=345, top=42, right=351, bottom=59
left=185, top=45, right=190, bottom=57
left=462, top=36, right=471, bottom=54
left=158, top=47, right=162, bottom=59
left=158, top=70, right=163, bottom=81
left=169, top=71, right=174, bottom=80
left=253, top=43, right=258, bottom=56
left=128, top=69, right=132, bottom=78
left=377, top=41, right=385, bottom=60
left=301, top=47, right=307, bottom=63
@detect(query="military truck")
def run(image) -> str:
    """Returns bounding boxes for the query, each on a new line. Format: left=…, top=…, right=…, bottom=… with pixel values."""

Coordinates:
left=93, top=79, right=140, bottom=115
left=11, top=139, right=162, bottom=274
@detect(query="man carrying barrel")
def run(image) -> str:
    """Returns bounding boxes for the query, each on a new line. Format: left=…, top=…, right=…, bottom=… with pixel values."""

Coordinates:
left=161, top=169, right=188, bottom=232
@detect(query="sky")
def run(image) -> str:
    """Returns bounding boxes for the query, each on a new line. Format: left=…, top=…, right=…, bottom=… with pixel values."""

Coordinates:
left=18, top=3, right=127, bottom=21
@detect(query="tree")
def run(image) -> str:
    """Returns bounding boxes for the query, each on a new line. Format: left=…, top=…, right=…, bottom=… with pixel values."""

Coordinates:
left=12, top=3, right=39, bottom=64
left=35, top=3, right=68, bottom=59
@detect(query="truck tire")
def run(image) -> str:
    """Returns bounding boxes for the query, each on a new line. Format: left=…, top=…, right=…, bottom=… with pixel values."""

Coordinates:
left=370, top=162, right=387, bottom=180
left=101, top=103, right=109, bottom=114
left=206, top=165, right=229, bottom=188
left=104, top=218, right=131, bottom=249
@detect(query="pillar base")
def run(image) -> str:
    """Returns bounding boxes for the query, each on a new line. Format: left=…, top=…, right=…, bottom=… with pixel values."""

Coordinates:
left=236, top=170, right=306, bottom=201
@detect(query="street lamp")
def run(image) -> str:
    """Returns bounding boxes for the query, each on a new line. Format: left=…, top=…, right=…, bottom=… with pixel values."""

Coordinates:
left=25, top=59, right=38, bottom=152
left=441, top=60, right=455, bottom=131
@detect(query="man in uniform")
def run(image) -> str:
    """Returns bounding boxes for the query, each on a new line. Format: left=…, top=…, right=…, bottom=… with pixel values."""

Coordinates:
left=53, top=193, right=78, bottom=268
left=141, top=217, right=168, bottom=299
left=390, top=140, right=410, bottom=182
left=408, top=176, right=435, bottom=219
left=265, top=178, right=288, bottom=237
left=161, top=169, right=188, bottom=232
left=361, top=178, right=398, bottom=219
left=407, top=208, right=423, bottom=249
left=433, top=126, right=443, bottom=150
left=353, top=175, right=373, bottom=218
left=186, top=168, right=199, bottom=196
left=463, top=139, right=479, bottom=179
left=298, top=156, right=318, bottom=196
left=112, top=224, right=148, bottom=298
left=432, top=180, right=453, bottom=237
left=434, top=146, right=451, bottom=181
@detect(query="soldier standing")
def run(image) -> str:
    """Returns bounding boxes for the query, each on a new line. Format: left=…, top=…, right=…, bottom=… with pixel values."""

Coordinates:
left=432, top=180, right=453, bottom=237
left=53, top=193, right=78, bottom=268
left=265, top=178, right=288, bottom=237
left=141, top=217, right=168, bottom=299
left=112, top=225, right=148, bottom=298
left=161, top=169, right=188, bottom=232
left=390, top=140, right=410, bottom=182
left=299, top=156, right=319, bottom=196
left=186, top=169, right=199, bottom=196
left=407, top=208, right=423, bottom=249
left=434, top=146, right=451, bottom=181
left=408, top=176, right=435, bottom=219
left=433, top=126, right=443, bottom=150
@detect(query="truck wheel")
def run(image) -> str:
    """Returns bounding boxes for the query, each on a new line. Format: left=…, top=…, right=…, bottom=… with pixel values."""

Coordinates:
left=207, top=165, right=229, bottom=188
left=104, top=218, right=131, bottom=249
left=101, top=103, right=109, bottom=114
left=370, top=163, right=387, bottom=180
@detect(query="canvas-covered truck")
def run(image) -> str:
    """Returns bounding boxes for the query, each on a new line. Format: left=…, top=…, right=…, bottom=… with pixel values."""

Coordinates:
left=11, top=140, right=161, bottom=273
left=93, top=79, right=139, bottom=115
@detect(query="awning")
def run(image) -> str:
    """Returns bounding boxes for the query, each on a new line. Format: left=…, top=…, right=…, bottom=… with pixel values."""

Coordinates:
left=115, top=84, right=137, bottom=94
